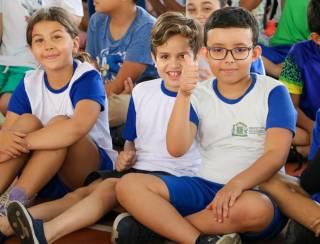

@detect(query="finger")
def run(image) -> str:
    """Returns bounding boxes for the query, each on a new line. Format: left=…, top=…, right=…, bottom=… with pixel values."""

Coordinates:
left=215, top=198, right=223, bottom=223
left=229, top=193, right=238, bottom=207
left=310, top=218, right=320, bottom=229
left=184, top=54, right=196, bottom=66
left=223, top=197, right=230, bottom=219
left=13, top=131, right=27, bottom=137
left=13, top=144, right=29, bottom=154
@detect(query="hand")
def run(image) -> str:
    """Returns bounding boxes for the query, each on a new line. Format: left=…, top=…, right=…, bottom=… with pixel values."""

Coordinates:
left=115, top=150, right=136, bottom=172
left=310, top=216, right=320, bottom=237
left=0, top=130, right=29, bottom=159
left=206, top=183, right=243, bottom=223
left=121, top=77, right=134, bottom=95
left=179, top=55, right=199, bottom=97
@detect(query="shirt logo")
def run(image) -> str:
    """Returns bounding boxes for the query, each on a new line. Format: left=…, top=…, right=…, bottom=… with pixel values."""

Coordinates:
left=232, top=122, right=248, bottom=137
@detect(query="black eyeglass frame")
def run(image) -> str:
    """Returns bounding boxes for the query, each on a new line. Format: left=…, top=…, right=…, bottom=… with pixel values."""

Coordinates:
left=206, top=46, right=255, bottom=60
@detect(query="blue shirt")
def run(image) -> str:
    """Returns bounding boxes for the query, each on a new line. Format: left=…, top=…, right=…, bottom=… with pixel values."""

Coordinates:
left=86, top=6, right=158, bottom=83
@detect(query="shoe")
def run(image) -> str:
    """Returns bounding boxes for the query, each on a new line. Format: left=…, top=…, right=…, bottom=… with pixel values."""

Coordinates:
left=0, top=187, right=29, bottom=216
left=0, top=230, right=8, bottom=244
left=7, top=201, right=47, bottom=244
left=286, top=220, right=320, bottom=244
left=111, top=212, right=163, bottom=244
left=196, top=233, right=242, bottom=244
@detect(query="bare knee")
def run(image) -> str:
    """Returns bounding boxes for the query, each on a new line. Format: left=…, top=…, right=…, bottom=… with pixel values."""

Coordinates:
left=230, top=191, right=274, bottom=232
left=47, top=115, right=69, bottom=126
left=63, top=184, right=97, bottom=202
left=12, top=114, right=42, bottom=132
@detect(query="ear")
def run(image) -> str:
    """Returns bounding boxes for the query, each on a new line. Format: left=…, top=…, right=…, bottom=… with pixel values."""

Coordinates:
left=310, top=32, right=320, bottom=45
left=72, top=36, right=80, bottom=55
left=251, top=45, right=262, bottom=62
left=200, top=46, right=209, bottom=61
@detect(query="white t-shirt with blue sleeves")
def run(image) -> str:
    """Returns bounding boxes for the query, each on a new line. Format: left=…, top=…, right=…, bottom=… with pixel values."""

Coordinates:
left=85, top=6, right=158, bottom=83
left=191, top=74, right=297, bottom=184
left=123, top=78, right=201, bottom=176
left=8, top=60, right=117, bottom=164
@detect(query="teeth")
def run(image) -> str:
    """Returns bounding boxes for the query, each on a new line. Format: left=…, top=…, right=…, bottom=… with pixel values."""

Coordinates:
left=168, top=71, right=180, bottom=78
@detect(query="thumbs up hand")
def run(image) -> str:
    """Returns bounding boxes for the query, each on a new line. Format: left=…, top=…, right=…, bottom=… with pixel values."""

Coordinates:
left=179, top=54, right=199, bottom=97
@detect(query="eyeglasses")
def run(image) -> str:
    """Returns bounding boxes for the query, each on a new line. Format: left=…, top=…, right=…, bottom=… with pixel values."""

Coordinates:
left=207, top=46, right=253, bottom=60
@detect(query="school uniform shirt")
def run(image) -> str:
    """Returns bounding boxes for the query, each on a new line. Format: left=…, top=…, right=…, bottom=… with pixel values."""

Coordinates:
left=279, top=40, right=320, bottom=121
left=8, top=60, right=117, bottom=164
left=123, top=78, right=202, bottom=176
left=191, top=74, right=297, bottom=184
left=86, top=6, right=158, bottom=83
left=0, top=0, right=83, bottom=68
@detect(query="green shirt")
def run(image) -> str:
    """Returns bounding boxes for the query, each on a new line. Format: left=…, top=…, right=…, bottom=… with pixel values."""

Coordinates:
left=271, top=0, right=310, bottom=46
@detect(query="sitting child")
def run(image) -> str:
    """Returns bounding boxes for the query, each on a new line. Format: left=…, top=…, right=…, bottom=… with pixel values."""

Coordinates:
left=115, top=6, right=296, bottom=244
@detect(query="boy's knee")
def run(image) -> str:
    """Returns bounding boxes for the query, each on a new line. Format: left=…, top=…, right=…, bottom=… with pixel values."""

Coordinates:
left=231, top=191, right=274, bottom=231
left=12, top=114, right=43, bottom=132
left=47, top=115, right=69, bottom=125
left=116, top=173, right=141, bottom=196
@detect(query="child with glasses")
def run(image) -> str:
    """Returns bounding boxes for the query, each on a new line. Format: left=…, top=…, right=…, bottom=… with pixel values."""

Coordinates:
left=185, top=0, right=265, bottom=82
left=115, top=7, right=296, bottom=244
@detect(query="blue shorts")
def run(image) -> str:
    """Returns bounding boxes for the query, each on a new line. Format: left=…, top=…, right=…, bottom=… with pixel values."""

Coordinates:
left=38, top=145, right=113, bottom=199
left=159, top=176, right=288, bottom=241
left=260, top=44, right=292, bottom=64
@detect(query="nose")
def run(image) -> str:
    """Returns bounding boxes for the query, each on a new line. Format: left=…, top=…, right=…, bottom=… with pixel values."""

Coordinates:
left=170, top=58, right=182, bottom=68
left=224, top=50, right=235, bottom=63
left=44, top=40, right=54, bottom=51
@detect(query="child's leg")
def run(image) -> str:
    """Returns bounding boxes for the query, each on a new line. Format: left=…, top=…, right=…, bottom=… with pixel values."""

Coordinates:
left=43, top=178, right=119, bottom=243
left=12, top=115, right=101, bottom=199
left=0, top=114, right=42, bottom=193
left=117, top=174, right=276, bottom=244
left=260, top=173, right=320, bottom=234
left=0, top=181, right=99, bottom=236
left=116, top=173, right=200, bottom=244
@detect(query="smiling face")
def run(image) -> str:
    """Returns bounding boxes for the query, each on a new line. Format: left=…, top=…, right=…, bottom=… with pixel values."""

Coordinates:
left=203, top=27, right=261, bottom=85
left=186, top=0, right=221, bottom=27
left=153, top=34, right=194, bottom=92
left=30, top=20, right=79, bottom=74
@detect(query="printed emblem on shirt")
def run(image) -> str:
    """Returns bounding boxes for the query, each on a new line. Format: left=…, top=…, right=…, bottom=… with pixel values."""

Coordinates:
left=232, top=122, right=265, bottom=137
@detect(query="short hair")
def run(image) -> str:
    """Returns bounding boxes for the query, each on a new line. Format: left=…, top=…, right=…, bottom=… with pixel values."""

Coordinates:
left=203, top=7, right=259, bottom=46
left=308, top=0, right=320, bottom=34
left=26, top=7, right=78, bottom=46
left=151, top=12, right=203, bottom=57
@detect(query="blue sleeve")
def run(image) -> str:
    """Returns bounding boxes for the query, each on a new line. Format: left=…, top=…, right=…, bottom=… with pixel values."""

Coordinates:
left=122, top=97, right=137, bottom=141
left=70, top=70, right=106, bottom=111
left=250, top=57, right=265, bottom=75
left=309, top=109, right=320, bottom=160
left=7, top=80, right=32, bottom=115
left=85, top=14, right=98, bottom=58
left=266, top=85, right=297, bottom=134
left=190, top=104, right=199, bottom=127
left=125, top=23, right=154, bottom=65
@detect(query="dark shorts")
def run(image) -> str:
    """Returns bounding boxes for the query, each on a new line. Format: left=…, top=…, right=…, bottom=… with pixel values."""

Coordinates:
left=159, top=175, right=288, bottom=241
left=83, top=168, right=172, bottom=186
left=38, top=145, right=113, bottom=199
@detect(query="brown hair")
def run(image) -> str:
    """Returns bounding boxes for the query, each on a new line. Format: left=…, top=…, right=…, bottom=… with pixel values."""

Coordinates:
left=151, top=12, right=203, bottom=58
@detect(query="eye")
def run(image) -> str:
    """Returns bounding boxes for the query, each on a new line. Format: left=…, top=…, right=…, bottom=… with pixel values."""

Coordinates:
left=159, top=54, right=168, bottom=60
left=178, top=54, right=185, bottom=60
left=33, top=38, right=43, bottom=44
left=233, top=47, right=249, bottom=53
left=203, top=7, right=213, bottom=13
left=186, top=7, right=196, bottom=13
left=53, top=35, right=62, bottom=40
left=210, top=47, right=225, bottom=53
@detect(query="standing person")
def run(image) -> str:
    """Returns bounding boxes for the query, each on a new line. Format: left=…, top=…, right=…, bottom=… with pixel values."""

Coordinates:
left=86, top=0, right=158, bottom=128
left=0, top=0, right=83, bottom=115
left=2, top=12, right=203, bottom=244
left=0, top=7, right=116, bottom=218
left=115, top=7, right=296, bottom=244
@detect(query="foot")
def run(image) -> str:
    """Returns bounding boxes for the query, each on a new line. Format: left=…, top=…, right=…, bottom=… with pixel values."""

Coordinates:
left=0, top=187, right=28, bottom=216
left=111, top=212, right=163, bottom=244
left=196, top=233, right=242, bottom=244
left=7, top=201, right=47, bottom=244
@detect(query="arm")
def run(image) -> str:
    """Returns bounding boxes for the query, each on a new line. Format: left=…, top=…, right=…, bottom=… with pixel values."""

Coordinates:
left=105, top=61, right=147, bottom=96
left=26, top=100, right=100, bottom=150
left=291, top=94, right=314, bottom=135
left=239, top=0, right=263, bottom=10
left=167, top=55, right=199, bottom=157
